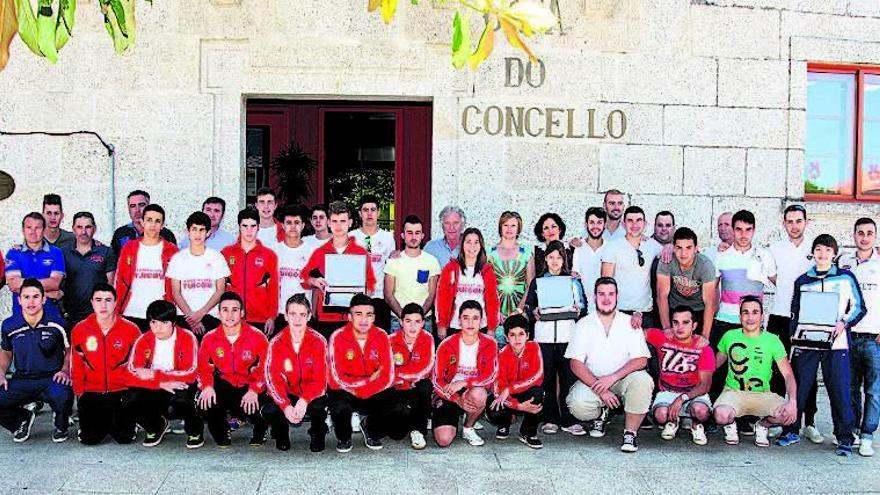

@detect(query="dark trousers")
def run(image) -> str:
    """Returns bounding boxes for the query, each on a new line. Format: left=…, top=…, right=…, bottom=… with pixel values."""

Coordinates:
left=0, top=377, right=73, bottom=432
left=850, top=334, right=880, bottom=438
left=372, top=298, right=392, bottom=334
left=126, top=385, right=202, bottom=437
left=261, top=394, right=329, bottom=440
left=487, top=386, right=544, bottom=437
left=127, top=317, right=151, bottom=333
left=77, top=391, right=136, bottom=445
left=539, top=342, right=577, bottom=427
left=783, top=348, right=856, bottom=446
left=767, top=314, right=817, bottom=425
left=385, top=380, right=433, bottom=439
left=328, top=388, right=395, bottom=442
left=199, top=378, right=268, bottom=443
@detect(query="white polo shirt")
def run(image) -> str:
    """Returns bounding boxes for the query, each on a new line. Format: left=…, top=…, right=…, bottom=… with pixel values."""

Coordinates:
left=564, top=311, right=651, bottom=377
left=839, top=249, right=880, bottom=334
left=768, top=237, right=812, bottom=317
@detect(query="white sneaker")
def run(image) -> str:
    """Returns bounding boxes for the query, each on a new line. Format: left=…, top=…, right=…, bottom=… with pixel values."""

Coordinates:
left=462, top=427, right=485, bottom=446
left=754, top=423, right=770, bottom=447
left=660, top=422, right=679, bottom=440
left=691, top=424, right=708, bottom=446
left=723, top=423, right=740, bottom=445
left=859, top=438, right=874, bottom=457
left=542, top=423, right=559, bottom=435
left=473, top=420, right=484, bottom=431
left=561, top=424, right=586, bottom=436
left=351, top=412, right=361, bottom=433
left=410, top=430, right=427, bottom=450
left=803, top=425, right=824, bottom=444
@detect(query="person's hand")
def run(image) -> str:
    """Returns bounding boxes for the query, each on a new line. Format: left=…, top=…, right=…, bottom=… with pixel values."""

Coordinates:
left=369, top=367, right=382, bottom=382
left=599, top=390, right=620, bottom=409
left=134, top=369, right=155, bottom=381
left=443, top=380, right=467, bottom=397
left=197, top=386, right=217, bottom=410
left=0, top=374, right=8, bottom=390
left=668, top=395, right=685, bottom=420
left=833, top=321, right=846, bottom=339
left=241, top=389, right=259, bottom=415
left=629, top=312, right=643, bottom=329
left=462, top=393, right=483, bottom=414
left=46, top=290, right=63, bottom=300
left=388, top=250, right=401, bottom=260
left=591, top=375, right=616, bottom=395
left=660, top=244, right=673, bottom=263
left=53, top=370, right=71, bottom=386
left=717, top=242, right=730, bottom=253
left=185, top=310, right=205, bottom=328
left=491, top=389, right=510, bottom=411
left=159, top=381, right=188, bottom=394
left=533, top=308, right=541, bottom=321
left=775, top=399, right=798, bottom=425
left=517, top=398, right=543, bottom=415
left=191, top=321, right=206, bottom=335
left=569, top=237, right=584, bottom=249
left=290, top=398, right=308, bottom=423
left=311, top=277, right=328, bottom=292
left=437, top=327, right=448, bottom=340
left=264, top=318, right=275, bottom=336
left=695, top=334, right=710, bottom=349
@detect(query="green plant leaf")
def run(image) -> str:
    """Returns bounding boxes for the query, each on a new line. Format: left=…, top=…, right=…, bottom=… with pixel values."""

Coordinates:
left=451, top=10, right=470, bottom=69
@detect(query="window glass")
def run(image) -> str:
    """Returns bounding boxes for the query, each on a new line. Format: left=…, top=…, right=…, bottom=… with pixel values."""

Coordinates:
left=861, top=74, right=880, bottom=196
left=805, top=72, right=856, bottom=196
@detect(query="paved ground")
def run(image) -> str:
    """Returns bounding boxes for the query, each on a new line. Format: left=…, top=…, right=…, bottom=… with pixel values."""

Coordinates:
left=0, top=392, right=877, bottom=495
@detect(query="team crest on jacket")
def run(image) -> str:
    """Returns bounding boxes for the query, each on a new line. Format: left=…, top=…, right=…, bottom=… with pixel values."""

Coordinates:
left=412, top=352, right=420, bottom=361
left=346, top=349, right=355, bottom=360
left=393, top=352, right=404, bottom=365
left=450, top=356, right=456, bottom=365
left=85, top=336, right=98, bottom=352
left=228, top=256, right=236, bottom=266
left=255, top=257, right=264, bottom=267
left=113, top=340, right=123, bottom=350
left=369, top=349, right=378, bottom=359
left=242, top=350, right=253, bottom=361
left=216, top=348, right=225, bottom=358
left=284, top=359, right=293, bottom=372
left=145, top=349, right=151, bottom=359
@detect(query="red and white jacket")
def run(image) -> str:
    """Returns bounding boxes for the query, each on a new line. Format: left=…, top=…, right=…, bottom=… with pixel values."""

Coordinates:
left=432, top=332, right=498, bottom=402
left=435, top=261, right=501, bottom=330
left=300, top=237, right=376, bottom=324
left=70, top=315, right=141, bottom=395
left=496, top=341, right=544, bottom=408
left=114, top=239, right=178, bottom=314
left=328, top=323, right=393, bottom=399
left=221, top=240, right=279, bottom=324
left=127, top=327, right=199, bottom=389
left=389, top=329, right=435, bottom=390
left=265, top=328, right=328, bottom=409
left=197, top=324, right=269, bottom=392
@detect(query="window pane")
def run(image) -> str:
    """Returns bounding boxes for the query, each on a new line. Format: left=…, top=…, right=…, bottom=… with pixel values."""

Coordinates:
left=805, top=72, right=856, bottom=196
left=861, top=74, right=880, bottom=196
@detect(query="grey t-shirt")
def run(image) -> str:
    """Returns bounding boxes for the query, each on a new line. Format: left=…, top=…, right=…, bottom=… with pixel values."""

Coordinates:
left=657, top=253, right=716, bottom=311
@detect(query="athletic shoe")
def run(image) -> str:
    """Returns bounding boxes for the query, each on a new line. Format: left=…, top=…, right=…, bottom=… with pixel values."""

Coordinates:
left=170, top=420, right=185, bottom=435
left=640, top=417, right=655, bottom=430
left=832, top=434, right=860, bottom=446
left=23, top=401, right=43, bottom=413
left=351, top=412, right=361, bottom=433
left=519, top=434, right=543, bottom=449
left=52, top=428, right=69, bottom=443
left=473, top=420, right=484, bottom=431
left=309, top=434, right=325, bottom=453
left=723, top=423, right=739, bottom=445
left=836, top=444, right=853, bottom=457
left=561, top=424, right=587, bottom=436
left=691, top=424, right=708, bottom=446
left=410, top=430, right=426, bottom=450
left=660, top=422, right=678, bottom=440
left=336, top=439, right=353, bottom=453
left=859, top=439, right=874, bottom=457
left=620, top=430, right=639, bottom=453
left=754, top=423, right=770, bottom=447
left=462, top=427, right=485, bottom=446
left=142, top=420, right=169, bottom=447
left=589, top=408, right=609, bottom=438
left=541, top=423, right=559, bottom=435
left=775, top=432, right=800, bottom=447
left=803, top=425, right=824, bottom=444
left=276, top=435, right=291, bottom=451
left=12, top=411, right=35, bottom=443
left=360, top=416, right=383, bottom=450
left=739, top=421, right=755, bottom=436
left=249, top=429, right=267, bottom=447
left=186, top=433, right=205, bottom=449
left=216, top=435, right=232, bottom=448
left=496, top=426, right=510, bottom=440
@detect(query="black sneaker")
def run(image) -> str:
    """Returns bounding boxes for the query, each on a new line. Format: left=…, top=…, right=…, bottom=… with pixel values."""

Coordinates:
left=336, top=439, right=353, bottom=453
left=496, top=426, right=510, bottom=440
left=142, top=420, right=168, bottom=447
left=275, top=435, right=291, bottom=451
left=309, top=434, right=326, bottom=453
left=621, top=430, right=639, bottom=453
left=519, top=434, right=543, bottom=449
left=249, top=430, right=267, bottom=447
left=186, top=433, right=205, bottom=449
left=589, top=408, right=609, bottom=438
left=52, top=428, right=70, bottom=443
left=360, top=416, right=383, bottom=450
left=13, top=411, right=35, bottom=443
left=739, top=421, right=756, bottom=437
left=216, top=434, right=232, bottom=448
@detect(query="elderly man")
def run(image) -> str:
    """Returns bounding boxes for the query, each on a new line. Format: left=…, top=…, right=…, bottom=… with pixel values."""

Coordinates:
left=424, top=206, right=465, bottom=267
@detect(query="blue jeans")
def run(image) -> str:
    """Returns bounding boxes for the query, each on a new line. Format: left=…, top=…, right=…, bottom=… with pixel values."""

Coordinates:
left=850, top=335, right=880, bottom=439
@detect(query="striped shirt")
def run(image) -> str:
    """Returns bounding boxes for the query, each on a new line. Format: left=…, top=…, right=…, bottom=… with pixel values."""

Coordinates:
left=714, top=245, right=775, bottom=324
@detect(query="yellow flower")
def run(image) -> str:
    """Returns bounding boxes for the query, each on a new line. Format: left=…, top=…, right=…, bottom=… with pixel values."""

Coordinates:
left=368, top=0, right=399, bottom=24
left=466, top=0, right=556, bottom=69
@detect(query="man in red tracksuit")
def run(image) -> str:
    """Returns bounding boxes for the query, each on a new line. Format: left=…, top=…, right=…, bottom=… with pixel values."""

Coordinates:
left=432, top=300, right=498, bottom=448
left=222, top=209, right=279, bottom=335
left=487, top=314, right=545, bottom=449
left=387, top=303, right=435, bottom=450
left=125, top=300, right=202, bottom=448
left=327, top=293, right=394, bottom=453
left=262, top=293, right=329, bottom=452
left=70, top=283, right=141, bottom=445
left=196, top=292, right=269, bottom=447
left=301, top=201, right=376, bottom=339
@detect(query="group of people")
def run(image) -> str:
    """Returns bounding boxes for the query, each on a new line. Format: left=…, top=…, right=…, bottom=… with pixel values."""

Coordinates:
left=0, top=187, right=877, bottom=457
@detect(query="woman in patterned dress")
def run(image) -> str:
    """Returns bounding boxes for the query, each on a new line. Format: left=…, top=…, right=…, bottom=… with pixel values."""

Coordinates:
left=488, top=211, right=534, bottom=343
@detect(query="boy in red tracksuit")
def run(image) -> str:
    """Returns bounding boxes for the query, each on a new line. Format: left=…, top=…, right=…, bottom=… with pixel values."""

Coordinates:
left=196, top=292, right=269, bottom=447
left=327, top=293, right=394, bottom=453
left=487, top=314, right=545, bottom=449
left=387, top=303, right=435, bottom=450
left=126, top=300, right=202, bottom=448
left=432, top=300, right=498, bottom=448
left=222, top=209, right=279, bottom=335
left=70, top=283, right=141, bottom=445
left=262, top=294, right=330, bottom=452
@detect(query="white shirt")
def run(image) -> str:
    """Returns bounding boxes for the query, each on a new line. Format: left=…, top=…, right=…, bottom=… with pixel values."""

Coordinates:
left=179, top=229, right=236, bottom=252
left=572, top=241, right=605, bottom=312
left=839, top=249, right=880, bottom=333
left=602, top=226, right=626, bottom=242
left=303, top=235, right=330, bottom=249
left=450, top=267, right=486, bottom=329
left=601, top=237, right=662, bottom=312
left=124, top=243, right=165, bottom=319
left=350, top=228, right=395, bottom=298
left=564, top=311, right=651, bottom=377
left=165, top=248, right=231, bottom=317
left=452, top=338, right=480, bottom=383
left=152, top=331, right=178, bottom=372
left=258, top=225, right=278, bottom=246
left=768, top=237, right=812, bottom=316
left=273, top=240, right=316, bottom=314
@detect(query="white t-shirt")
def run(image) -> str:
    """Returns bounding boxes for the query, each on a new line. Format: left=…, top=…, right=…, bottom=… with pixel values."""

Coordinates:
left=165, top=248, right=231, bottom=317
left=450, top=266, right=487, bottom=329
left=452, top=338, right=480, bottom=383
left=564, top=311, right=651, bottom=377
left=273, top=240, right=316, bottom=315
left=839, top=249, right=880, bottom=333
left=602, top=226, right=626, bottom=242
left=572, top=242, right=605, bottom=312
left=768, top=237, right=812, bottom=316
left=350, top=228, right=395, bottom=298
left=303, top=235, right=330, bottom=249
left=124, top=243, right=166, bottom=319
left=152, top=331, right=178, bottom=372
left=600, top=237, right=663, bottom=312
left=258, top=225, right=278, bottom=246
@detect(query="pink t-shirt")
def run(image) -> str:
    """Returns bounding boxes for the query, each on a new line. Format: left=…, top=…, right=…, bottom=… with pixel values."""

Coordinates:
left=645, top=329, right=714, bottom=393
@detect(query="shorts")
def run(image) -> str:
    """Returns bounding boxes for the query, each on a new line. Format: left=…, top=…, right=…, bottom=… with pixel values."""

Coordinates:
left=431, top=397, right=465, bottom=428
left=714, top=388, right=786, bottom=418
left=651, top=391, right=712, bottom=416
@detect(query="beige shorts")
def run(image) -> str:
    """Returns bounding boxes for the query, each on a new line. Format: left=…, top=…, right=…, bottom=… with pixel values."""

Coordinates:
left=714, top=388, right=786, bottom=418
